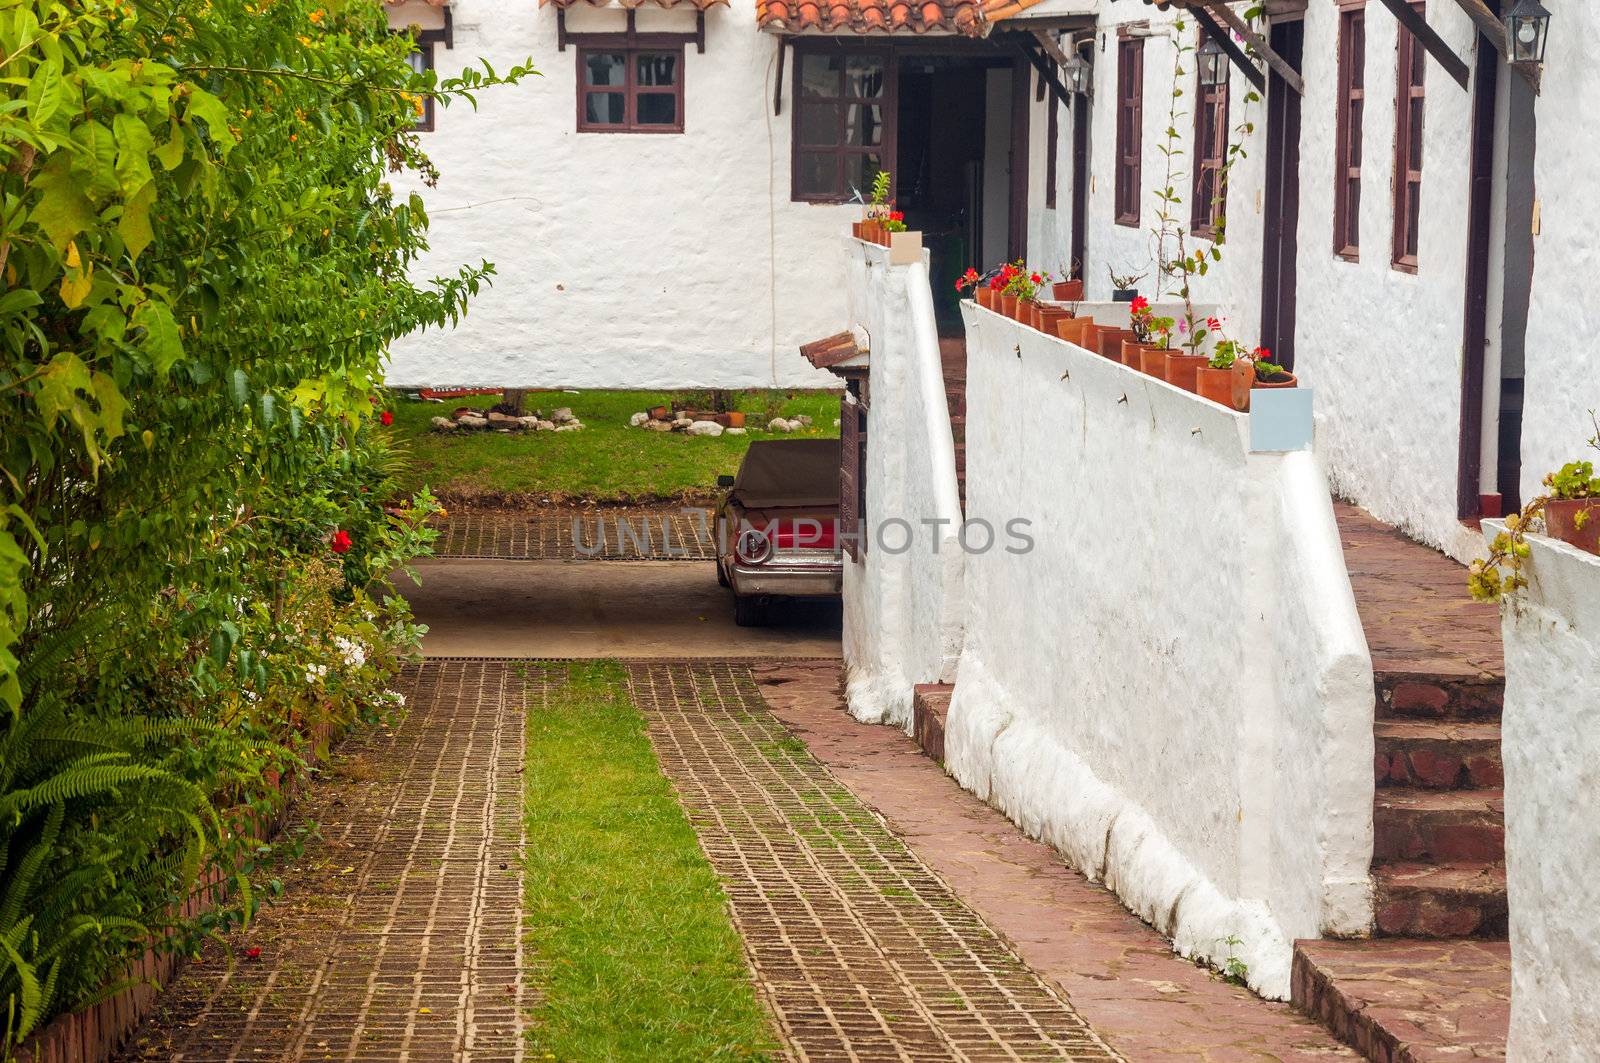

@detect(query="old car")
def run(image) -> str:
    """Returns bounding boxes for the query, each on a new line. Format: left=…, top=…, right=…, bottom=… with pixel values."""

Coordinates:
left=715, top=438, right=842, bottom=626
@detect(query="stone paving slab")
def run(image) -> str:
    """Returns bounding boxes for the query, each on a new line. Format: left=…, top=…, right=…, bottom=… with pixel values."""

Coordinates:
left=116, top=661, right=529, bottom=1063
left=627, top=660, right=1123, bottom=1062
left=430, top=505, right=714, bottom=561
left=1334, top=502, right=1503, bottom=679
left=754, top=661, right=1360, bottom=1063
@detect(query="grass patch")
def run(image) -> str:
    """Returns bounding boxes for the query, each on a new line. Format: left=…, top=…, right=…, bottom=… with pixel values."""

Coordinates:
left=391, top=389, right=840, bottom=504
left=521, top=661, right=779, bottom=1062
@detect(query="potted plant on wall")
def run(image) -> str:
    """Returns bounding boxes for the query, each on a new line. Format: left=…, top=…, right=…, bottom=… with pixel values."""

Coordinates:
left=1108, top=266, right=1144, bottom=303
left=1127, top=296, right=1173, bottom=376
left=1471, top=421, right=1600, bottom=601
left=1053, top=262, right=1086, bottom=302
left=1000, top=264, right=1045, bottom=324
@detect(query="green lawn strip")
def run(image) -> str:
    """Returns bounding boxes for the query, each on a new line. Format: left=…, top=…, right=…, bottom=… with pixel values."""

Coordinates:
left=390, top=389, right=841, bottom=504
left=521, top=661, right=780, bottom=1062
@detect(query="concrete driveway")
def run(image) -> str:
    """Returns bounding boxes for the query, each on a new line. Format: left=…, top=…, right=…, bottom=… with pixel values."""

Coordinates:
left=396, top=559, right=842, bottom=658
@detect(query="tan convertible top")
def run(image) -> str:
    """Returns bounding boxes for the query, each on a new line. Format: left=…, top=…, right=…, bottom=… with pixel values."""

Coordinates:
left=731, top=438, right=841, bottom=508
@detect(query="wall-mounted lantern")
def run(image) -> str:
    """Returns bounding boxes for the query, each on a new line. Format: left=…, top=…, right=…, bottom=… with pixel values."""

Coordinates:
left=1197, top=34, right=1229, bottom=87
left=1064, top=52, right=1093, bottom=95
left=1504, top=0, right=1551, bottom=65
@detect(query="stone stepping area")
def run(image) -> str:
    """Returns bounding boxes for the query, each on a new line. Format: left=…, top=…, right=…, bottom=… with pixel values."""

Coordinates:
left=430, top=505, right=714, bottom=560
left=116, top=661, right=529, bottom=1062
left=1290, top=505, right=1510, bottom=1060
left=627, top=660, right=1121, bottom=1062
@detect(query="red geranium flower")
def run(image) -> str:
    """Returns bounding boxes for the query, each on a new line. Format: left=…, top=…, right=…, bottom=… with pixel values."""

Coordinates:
left=1129, top=296, right=1150, bottom=314
left=1030, top=273, right=1042, bottom=285
left=888, top=211, right=904, bottom=223
left=1253, top=346, right=1273, bottom=360
left=380, top=410, right=394, bottom=426
left=245, top=947, right=263, bottom=961
left=330, top=530, right=352, bottom=554
left=1206, top=316, right=1221, bottom=331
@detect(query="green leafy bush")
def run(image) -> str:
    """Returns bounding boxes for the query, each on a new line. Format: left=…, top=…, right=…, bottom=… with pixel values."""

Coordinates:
left=0, top=0, right=530, bottom=1046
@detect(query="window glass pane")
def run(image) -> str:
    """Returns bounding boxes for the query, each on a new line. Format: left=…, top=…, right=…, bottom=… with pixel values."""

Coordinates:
left=637, top=53, right=677, bottom=87
left=1406, top=185, right=1421, bottom=256
left=799, top=103, right=840, bottom=147
left=800, top=53, right=843, bottom=98
left=585, top=92, right=625, bottom=125
left=845, top=56, right=885, bottom=98
left=1409, top=36, right=1426, bottom=84
left=406, top=47, right=428, bottom=75
left=1408, top=99, right=1424, bottom=168
left=1346, top=179, right=1361, bottom=245
left=1351, top=18, right=1364, bottom=88
left=585, top=53, right=626, bottom=87
left=798, top=151, right=838, bottom=197
left=637, top=92, right=677, bottom=126
left=844, top=104, right=883, bottom=147
left=842, top=152, right=883, bottom=200
left=1349, top=100, right=1362, bottom=166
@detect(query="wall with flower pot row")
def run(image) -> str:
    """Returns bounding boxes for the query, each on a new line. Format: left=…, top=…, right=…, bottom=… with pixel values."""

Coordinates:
left=1482, top=523, right=1600, bottom=1062
left=839, top=238, right=966, bottom=729
left=382, top=0, right=843, bottom=391
left=943, top=299, right=1375, bottom=999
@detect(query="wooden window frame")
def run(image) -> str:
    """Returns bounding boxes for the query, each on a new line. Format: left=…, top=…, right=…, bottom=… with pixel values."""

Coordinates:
left=1190, top=49, right=1229, bottom=239
left=1333, top=0, right=1365, bottom=261
left=574, top=43, right=686, bottom=134
left=1114, top=34, right=1145, bottom=227
left=1391, top=0, right=1425, bottom=272
left=397, top=27, right=448, bottom=133
left=790, top=44, right=894, bottom=205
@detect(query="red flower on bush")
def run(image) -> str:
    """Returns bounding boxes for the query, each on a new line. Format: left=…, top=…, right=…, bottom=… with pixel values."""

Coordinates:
left=956, top=267, right=981, bottom=292
left=1129, top=296, right=1149, bottom=314
left=330, top=530, right=352, bottom=554
left=380, top=410, right=394, bottom=426
left=245, top=947, right=263, bottom=961
left=888, top=211, right=904, bottom=223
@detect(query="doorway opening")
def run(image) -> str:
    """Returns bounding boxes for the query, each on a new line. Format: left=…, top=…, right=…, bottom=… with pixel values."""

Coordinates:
left=895, top=53, right=1023, bottom=333
left=1260, top=17, right=1304, bottom=369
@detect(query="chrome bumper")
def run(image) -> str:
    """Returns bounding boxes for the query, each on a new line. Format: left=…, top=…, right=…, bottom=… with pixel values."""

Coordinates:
left=729, top=553, right=842, bottom=598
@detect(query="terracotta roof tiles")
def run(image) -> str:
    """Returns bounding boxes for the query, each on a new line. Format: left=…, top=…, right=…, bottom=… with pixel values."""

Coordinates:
left=758, top=0, right=982, bottom=35
left=799, top=331, right=866, bottom=372
left=541, top=0, right=730, bottom=10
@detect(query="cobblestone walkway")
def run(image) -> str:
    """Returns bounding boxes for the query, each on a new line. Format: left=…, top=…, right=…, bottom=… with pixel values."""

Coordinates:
left=117, top=661, right=528, bottom=1062
left=431, top=506, right=713, bottom=560
left=627, top=661, right=1122, bottom=1062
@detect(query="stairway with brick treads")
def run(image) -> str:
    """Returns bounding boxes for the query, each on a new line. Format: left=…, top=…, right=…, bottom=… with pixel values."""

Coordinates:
left=1293, top=504, right=1511, bottom=1062
left=939, top=337, right=967, bottom=505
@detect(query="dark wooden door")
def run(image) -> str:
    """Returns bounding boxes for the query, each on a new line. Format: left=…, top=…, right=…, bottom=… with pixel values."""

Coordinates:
left=1069, top=76, right=1089, bottom=278
left=1259, top=20, right=1304, bottom=369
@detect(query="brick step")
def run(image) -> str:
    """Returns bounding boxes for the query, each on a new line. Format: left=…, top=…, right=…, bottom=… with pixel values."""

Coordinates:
left=1373, top=789, right=1504, bottom=865
left=1373, top=862, right=1507, bottom=938
left=912, top=683, right=952, bottom=763
left=1376, top=670, right=1503, bottom=723
left=1291, top=938, right=1509, bottom=1062
left=1375, top=720, right=1503, bottom=790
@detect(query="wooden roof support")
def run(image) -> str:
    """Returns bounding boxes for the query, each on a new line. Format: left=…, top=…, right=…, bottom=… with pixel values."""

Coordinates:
left=1190, top=3, right=1266, bottom=92
left=1189, top=0, right=1303, bottom=94
left=1030, top=27, right=1071, bottom=66
left=1375, top=0, right=1470, bottom=89
left=1449, top=0, right=1541, bottom=94
left=1016, top=36, right=1074, bottom=110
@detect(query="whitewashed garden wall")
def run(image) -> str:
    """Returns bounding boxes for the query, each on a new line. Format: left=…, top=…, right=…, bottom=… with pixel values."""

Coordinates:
left=945, top=301, right=1375, bottom=998
left=840, top=238, right=965, bottom=729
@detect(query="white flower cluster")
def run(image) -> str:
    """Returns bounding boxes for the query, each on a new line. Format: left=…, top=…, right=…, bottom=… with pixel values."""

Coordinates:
left=384, top=689, right=406, bottom=707
left=333, top=635, right=367, bottom=669
left=305, top=662, right=328, bottom=684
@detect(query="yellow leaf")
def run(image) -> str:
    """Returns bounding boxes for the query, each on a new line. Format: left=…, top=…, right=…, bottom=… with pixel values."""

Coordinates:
left=59, top=242, right=92, bottom=308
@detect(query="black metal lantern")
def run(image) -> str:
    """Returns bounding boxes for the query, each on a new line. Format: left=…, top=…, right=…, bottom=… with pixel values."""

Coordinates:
left=1197, top=35, right=1228, bottom=87
left=1504, top=0, right=1551, bottom=65
left=1064, top=53, right=1093, bottom=96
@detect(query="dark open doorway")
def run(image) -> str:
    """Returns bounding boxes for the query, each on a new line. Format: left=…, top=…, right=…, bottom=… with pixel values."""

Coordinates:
left=1260, top=18, right=1304, bottom=369
left=895, top=54, right=1025, bottom=335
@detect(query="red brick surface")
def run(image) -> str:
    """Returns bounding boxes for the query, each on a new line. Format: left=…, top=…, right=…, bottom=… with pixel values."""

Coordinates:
left=755, top=661, right=1358, bottom=1062
left=911, top=682, right=952, bottom=763
left=1292, top=939, right=1509, bottom=1062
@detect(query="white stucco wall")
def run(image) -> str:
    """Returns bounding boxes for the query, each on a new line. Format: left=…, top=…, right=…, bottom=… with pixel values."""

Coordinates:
left=1519, top=6, right=1600, bottom=505
left=384, top=0, right=844, bottom=389
left=840, top=238, right=965, bottom=729
left=945, top=301, right=1374, bottom=998
left=1484, top=523, right=1600, bottom=1062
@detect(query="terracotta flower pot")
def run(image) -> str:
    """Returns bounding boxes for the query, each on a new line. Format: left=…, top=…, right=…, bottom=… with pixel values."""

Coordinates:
left=1230, top=360, right=1255, bottom=411
left=1020, top=298, right=1038, bottom=327
left=1163, top=352, right=1209, bottom=393
left=852, top=221, right=864, bottom=239
left=1056, top=316, right=1088, bottom=346
left=1100, top=329, right=1136, bottom=361
left=1543, top=498, right=1600, bottom=555
left=1196, top=366, right=1235, bottom=408
left=1253, top=369, right=1298, bottom=390
left=1052, top=279, right=1085, bottom=302
left=1038, top=306, right=1071, bottom=336
left=1000, top=294, right=1019, bottom=320
left=724, top=411, right=745, bottom=428
left=1138, top=346, right=1168, bottom=379
left=976, top=286, right=996, bottom=309
left=1119, top=339, right=1143, bottom=368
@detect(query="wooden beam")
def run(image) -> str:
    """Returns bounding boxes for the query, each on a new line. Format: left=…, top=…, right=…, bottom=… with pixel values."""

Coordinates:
left=773, top=37, right=786, bottom=116
left=1016, top=39, right=1074, bottom=111
left=1031, top=28, right=1071, bottom=66
left=1451, top=0, right=1508, bottom=54
left=1191, top=3, right=1267, bottom=93
left=1190, top=0, right=1304, bottom=95
left=1375, top=0, right=1471, bottom=90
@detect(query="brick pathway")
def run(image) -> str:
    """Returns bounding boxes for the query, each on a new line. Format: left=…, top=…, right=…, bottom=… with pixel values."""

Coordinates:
left=627, top=661, right=1122, bottom=1062
left=117, top=661, right=528, bottom=1062
left=753, top=661, right=1359, bottom=1063
left=430, top=505, right=713, bottom=560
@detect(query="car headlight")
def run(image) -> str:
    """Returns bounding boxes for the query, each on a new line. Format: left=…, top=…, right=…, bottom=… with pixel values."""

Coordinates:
left=736, top=527, right=772, bottom=565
